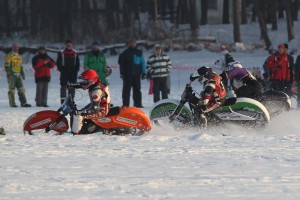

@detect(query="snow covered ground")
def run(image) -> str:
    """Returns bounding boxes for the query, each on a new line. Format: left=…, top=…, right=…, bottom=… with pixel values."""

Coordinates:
left=1, top=49, right=300, bottom=199
left=0, top=18, right=300, bottom=200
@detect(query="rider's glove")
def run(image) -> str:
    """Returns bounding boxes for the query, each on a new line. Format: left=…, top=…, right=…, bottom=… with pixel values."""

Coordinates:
left=190, top=74, right=198, bottom=82
left=62, top=105, right=72, bottom=115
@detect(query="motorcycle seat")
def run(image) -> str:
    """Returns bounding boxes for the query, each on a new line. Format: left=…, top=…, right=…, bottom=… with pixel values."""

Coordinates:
left=106, top=107, right=121, bottom=117
left=223, top=97, right=237, bottom=106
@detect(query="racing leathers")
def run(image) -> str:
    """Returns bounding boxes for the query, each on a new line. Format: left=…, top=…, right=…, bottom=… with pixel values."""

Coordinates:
left=72, top=82, right=111, bottom=134
left=192, top=73, right=226, bottom=127
left=200, top=73, right=226, bottom=112
left=220, top=61, right=262, bottom=98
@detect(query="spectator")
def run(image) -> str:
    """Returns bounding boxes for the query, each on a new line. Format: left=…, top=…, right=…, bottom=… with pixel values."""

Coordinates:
left=4, top=43, right=31, bottom=107
left=118, top=39, right=147, bottom=108
left=147, top=44, right=172, bottom=103
left=84, top=41, right=110, bottom=85
left=32, top=46, right=56, bottom=107
left=284, top=43, right=294, bottom=84
left=266, top=44, right=293, bottom=96
left=56, top=39, right=80, bottom=104
left=294, top=53, right=300, bottom=108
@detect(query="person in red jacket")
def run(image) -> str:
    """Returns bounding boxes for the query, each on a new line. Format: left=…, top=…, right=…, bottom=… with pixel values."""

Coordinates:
left=32, top=46, right=56, bottom=107
left=266, top=44, right=292, bottom=95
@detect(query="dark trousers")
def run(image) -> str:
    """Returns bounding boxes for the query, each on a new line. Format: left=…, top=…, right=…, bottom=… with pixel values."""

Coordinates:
left=35, top=81, right=49, bottom=106
left=60, top=74, right=77, bottom=104
left=270, top=80, right=292, bottom=97
left=153, top=77, right=168, bottom=103
left=235, top=79, right=262, bottom=98
left=122, top=75, right=142, bottom=107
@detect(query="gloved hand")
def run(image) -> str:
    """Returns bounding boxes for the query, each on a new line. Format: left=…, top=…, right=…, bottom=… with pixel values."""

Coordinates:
left=190, top=74, right=198, bottom=82
left=46, top=62, right=52, bottom=68
left=141, top=73, right=147, bottom=80
left=146, top=71, right=152, bottom=80
left=219, top=72, right=227, bottom=80
left=62, top=104, right=72, bottom=115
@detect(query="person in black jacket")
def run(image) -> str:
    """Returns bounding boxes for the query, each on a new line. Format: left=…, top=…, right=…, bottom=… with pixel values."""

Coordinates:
left=56, top=39, right=80, bottom=104
left=284, top=43, right=294, bottom=97
left=118, top=39, right=147, bottom=108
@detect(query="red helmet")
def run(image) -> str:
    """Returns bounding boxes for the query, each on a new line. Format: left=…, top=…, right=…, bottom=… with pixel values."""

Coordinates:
left=78, top=69, right=99, bottom=89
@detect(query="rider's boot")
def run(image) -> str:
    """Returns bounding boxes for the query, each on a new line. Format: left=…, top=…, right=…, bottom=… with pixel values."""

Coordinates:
left=193, top=110, right=207, bottom=128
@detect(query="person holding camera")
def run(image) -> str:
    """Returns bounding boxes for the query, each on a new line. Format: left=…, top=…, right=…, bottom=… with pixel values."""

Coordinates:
left=32, top=46, right=56, bottom=107
left=265, top=44, right=292, bottom=96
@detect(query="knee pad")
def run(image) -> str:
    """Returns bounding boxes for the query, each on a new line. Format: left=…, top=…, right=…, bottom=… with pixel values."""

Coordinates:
left=18, top=87, right=25, bottom=94
left=72, top=115, right=83, bottom=134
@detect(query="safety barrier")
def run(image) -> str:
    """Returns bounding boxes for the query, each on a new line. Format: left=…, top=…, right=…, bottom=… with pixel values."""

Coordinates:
left=0, top=65, right=262, bottom=72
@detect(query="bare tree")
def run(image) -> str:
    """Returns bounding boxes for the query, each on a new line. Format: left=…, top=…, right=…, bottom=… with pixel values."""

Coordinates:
left=223, top=0, right=230, bottom=24
left=233, top=0, right=242, bottom=42
left=241, top=0, right=248, bottom=24
left=189, top=0, right=198, bottom=38
left=253, top=0, right=272, bottom=50
left=201, top=0, right=208, bottom=25
left=271, top=0, right=278, bottom=30
left=286, top=0, right=295, bottom=41
left=4, top=0, right=12, bottom=37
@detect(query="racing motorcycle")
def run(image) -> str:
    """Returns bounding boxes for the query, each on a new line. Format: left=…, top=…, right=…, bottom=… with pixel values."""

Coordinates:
left=149, top=82, right=271, bottom=128
left=23, top=94, right=151, bottom=136
left=231, top=79, right=291, bottom=117
left=254, top=89, right=291, bottom=117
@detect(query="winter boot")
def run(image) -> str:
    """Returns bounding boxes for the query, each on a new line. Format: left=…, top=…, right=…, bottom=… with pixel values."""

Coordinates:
left=18, top=92, right=31, bottom=107
left=0, top=127, right=5, bottom=135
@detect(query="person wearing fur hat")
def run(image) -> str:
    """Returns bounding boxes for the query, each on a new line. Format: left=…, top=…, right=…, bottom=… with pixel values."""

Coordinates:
left=147, top=44, right=172, bottom=103
left=266, top=44, right=293, bottom=95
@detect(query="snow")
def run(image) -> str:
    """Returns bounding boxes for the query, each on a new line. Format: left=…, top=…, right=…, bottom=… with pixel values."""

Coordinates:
left=1, top=25, right=300, bottom=199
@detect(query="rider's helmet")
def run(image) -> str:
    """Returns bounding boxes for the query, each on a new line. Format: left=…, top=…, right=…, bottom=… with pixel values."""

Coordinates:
left=78, top=69, right=99, bottom=90
left=190, top=66, right=213, bottom=84
left=225, top=53, right=235, bottom=65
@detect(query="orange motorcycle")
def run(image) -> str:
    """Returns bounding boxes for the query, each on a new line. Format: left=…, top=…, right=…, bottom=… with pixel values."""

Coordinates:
left=23, top=94, right=151, bottom=136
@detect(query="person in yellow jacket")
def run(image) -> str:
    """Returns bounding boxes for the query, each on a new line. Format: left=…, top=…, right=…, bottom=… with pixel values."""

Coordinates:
left=4, top=43, right=31, bottom=107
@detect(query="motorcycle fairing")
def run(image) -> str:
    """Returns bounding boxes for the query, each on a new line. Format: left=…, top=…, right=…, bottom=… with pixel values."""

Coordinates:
left=23, top=110, right=69, bottom=133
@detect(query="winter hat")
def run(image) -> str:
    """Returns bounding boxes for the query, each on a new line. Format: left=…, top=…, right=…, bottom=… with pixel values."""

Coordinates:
left=92, top=40, right=100, bottom=46
left=38, top=46, right=45, bottom=50
left=127, top=38, right=136, bottom=44
left=154, top=44, right=162, bottom=49
left=153, top=44, right=162, bottom=55
left=220, top=45, right=227, bottom=52
left=277, top=44, right=285, bottom=49
left=284, top=43, right=289, bottom=49
left=225, top=53, right=234, bottom=65
left=65, top=39, right=72, bottom=44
